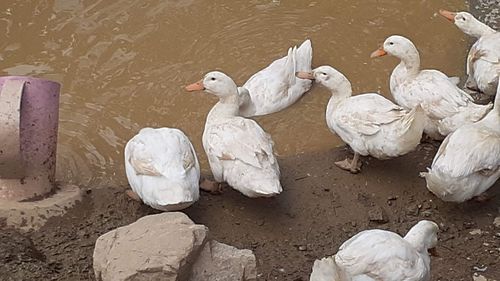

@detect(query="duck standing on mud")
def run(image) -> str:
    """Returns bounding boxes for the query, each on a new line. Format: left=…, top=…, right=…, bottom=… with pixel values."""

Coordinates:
left=186, top=71, right=282, bottom=197
left=297, top=66, right=425, bottom=173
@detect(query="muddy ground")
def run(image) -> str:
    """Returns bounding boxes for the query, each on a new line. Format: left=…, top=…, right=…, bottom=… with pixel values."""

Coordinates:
left=1, top=143, right=499, bottom=281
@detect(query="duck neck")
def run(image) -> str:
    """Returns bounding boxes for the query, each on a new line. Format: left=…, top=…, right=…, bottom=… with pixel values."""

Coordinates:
left=397, top=47, right=421, bottom=79
left=207, top=94, right=240, bottom=121
left=464, top=20, right=496, bottom=38
left=403, top=227, right=430, bottom=254
left=325, top=77, right=353, bottom=108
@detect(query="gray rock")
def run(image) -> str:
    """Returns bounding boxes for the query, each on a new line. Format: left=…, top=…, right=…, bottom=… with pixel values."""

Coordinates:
left=189, top=240, right=257, bottom=281
left=93, top=212, right=208, bottom=281
left=368, top=206, right=388, bottom=223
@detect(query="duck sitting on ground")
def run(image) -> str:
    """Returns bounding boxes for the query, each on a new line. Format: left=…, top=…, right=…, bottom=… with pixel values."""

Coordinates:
left=297, top=66, right=425, bottom=173
left=186, top=71, right=282, bottom=197
left=124, top=127, right=200, bottom=211
left=371, top=35, right=492, bottom=139
left=439, top=9, right=499, bottom=98
left=239, top=39, right=313, bottom=117
left=310, top=220, right=439, bottom=281
left=420, top=77, right=500, bottom=203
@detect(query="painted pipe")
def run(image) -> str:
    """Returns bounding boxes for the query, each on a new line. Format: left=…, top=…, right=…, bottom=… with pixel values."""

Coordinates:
left=0, top=76, right=60, bottom=201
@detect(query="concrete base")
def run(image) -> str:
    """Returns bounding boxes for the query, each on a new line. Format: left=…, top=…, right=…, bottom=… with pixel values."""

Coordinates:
left=0, top=184, right=82, bottom=231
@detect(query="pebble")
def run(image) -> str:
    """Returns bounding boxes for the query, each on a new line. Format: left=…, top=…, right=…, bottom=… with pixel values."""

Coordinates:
left=493, top=217, right=500, bottom=228
left=469, top=229, right=483, bottom=235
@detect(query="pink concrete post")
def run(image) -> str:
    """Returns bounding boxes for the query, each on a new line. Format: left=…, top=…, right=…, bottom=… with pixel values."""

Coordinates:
left=0, top=76, right=60, bottom=201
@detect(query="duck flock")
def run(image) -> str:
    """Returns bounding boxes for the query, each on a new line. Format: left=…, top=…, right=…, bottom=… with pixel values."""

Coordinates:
left=123, top=10, right=499, bottom=281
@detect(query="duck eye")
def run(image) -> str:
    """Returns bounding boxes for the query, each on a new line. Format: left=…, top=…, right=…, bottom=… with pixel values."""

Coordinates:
left=389, top=42, right=394, bottom=45
left=211, top=77, right=216, bottom=81
left=321, top=72, right=327, bottom=76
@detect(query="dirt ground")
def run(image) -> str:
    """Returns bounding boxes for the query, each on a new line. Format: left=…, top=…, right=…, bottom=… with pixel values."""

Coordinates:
left=0, top=143, right=499, bottom=281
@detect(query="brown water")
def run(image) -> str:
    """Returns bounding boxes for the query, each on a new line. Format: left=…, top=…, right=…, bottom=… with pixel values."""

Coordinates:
left=0, top=0, right=468, bottom=188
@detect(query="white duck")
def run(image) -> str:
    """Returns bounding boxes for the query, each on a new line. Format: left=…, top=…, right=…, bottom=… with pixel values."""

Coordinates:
left=439, top=10, right=499, bottom=97
left=186, top=71, right=282, bottom=197
left=371, top=35, right=492, bottom=139
left=238, top=39, right=313, bottom=117
left=310, top=220, right=439, bottom=281
left=297, top=66, right=425, bottom=173
left=420, top=77, right=500, bottom=202
left=124, top=127, right=200, bottom=211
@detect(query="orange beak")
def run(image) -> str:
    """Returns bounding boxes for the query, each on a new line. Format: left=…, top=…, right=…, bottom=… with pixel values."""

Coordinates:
left=439, top=9, right=456, bottom=22
left=185, top=80, right=205, bottom=91
left=370, top=47, right=387, bottom=58
left=296, top=72, right=315, bottom=80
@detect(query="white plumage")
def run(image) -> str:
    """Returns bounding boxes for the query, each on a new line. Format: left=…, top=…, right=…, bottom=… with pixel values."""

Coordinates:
left=239, top=39, right=313, bottom=117
left=298, top=66, right=425, bottom=172
left=124, top=127, right=200, bottom=211
left=310, top=220, right=439, bottom=281
left=421, top=78, right=500, bottom=202
left=440, top=10, right=499, bottom=97
left=372, top=35, right=492, bottom=139
left=186, top=71, right=282, bottom=197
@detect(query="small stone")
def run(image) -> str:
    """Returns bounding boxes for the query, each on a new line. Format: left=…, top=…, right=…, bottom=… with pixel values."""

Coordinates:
left=473, top=273, right=488, bottom=281
left=368, top=206, right=388, bottom=223
left=189, top=240, right=257, bottom=281
left=469, top=229, right=483, bottom=235
left=473, top=265, right=488, bottom=272
left=298, top=245, right=307, bottom=251
left=493, top=217, right=500, bottom=228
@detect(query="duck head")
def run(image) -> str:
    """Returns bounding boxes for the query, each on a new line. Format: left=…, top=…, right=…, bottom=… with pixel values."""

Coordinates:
left=370, top=35, right=418, bottom=59
left=439, top=10, right=493, bottom=38
left=296, top=65, right=352, bottom=96
left=185, top=71, right=238, bottom=99
left=404, top=220, right=439, bottom=257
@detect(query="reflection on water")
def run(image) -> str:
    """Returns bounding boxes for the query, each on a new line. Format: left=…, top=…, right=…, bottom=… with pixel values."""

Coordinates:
left=0, top=0, right=467, bottom=187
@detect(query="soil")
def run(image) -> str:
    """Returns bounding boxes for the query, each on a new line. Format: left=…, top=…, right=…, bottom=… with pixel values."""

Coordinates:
left=1, top=143, right=499, bottom=281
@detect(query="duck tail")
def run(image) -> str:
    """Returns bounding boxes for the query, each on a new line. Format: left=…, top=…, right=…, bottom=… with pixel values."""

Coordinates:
left=296, top=39, right=312, bottom=72
left=284, top=46, right=297, bottom=86
left=310, top=257, right=341, bottom=281
left=402, top=105, right=425, bottom=134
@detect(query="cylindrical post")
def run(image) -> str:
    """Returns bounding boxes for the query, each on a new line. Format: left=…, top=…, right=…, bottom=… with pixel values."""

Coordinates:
left=0, top=76, right=60, bottom=201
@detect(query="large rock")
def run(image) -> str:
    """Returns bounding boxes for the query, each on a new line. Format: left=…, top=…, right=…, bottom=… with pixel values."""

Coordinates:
left=93, top=212, right=208, bottom=281
left=190, top=240, right=257, bottom=281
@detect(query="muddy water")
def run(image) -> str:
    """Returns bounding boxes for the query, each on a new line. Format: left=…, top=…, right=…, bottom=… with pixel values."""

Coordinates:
left=0, top=0, right=467, bottom=187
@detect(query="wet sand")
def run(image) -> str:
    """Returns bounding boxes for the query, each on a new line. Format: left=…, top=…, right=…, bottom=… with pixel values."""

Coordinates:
left=1, top=144, right=499, bottom=280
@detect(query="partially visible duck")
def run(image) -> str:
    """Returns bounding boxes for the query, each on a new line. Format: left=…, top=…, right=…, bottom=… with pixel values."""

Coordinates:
left=186, top=71, right=282, bottom=197
left=124, top=127, right=200, bottom=211
left=297, top=66, right=425, bottom=173
left=310, top=220, right=439, bottom=281
left=421, top=77, right=500, bottom=202
left=439, top=10, right=499, bottom=97
left=371, top=35, right=492, bottom=139
left=239, top=39, right=313, bottom=117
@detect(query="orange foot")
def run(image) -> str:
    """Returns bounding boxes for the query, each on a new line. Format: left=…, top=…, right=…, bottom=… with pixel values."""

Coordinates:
left=126, top=189, right=142, bottom=202
left=335, top=158, right=361, bottom=174
left=200, top=179, right=223, bottom=195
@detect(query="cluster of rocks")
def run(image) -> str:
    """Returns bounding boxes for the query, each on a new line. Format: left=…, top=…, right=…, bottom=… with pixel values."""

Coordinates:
left=93, top=212, right=256, bottom=281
